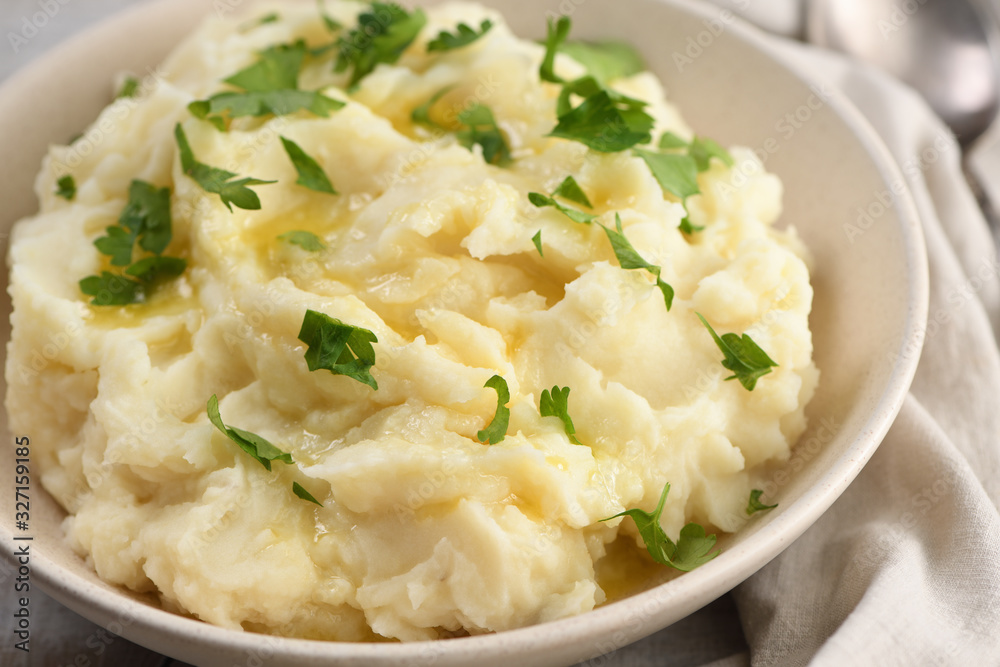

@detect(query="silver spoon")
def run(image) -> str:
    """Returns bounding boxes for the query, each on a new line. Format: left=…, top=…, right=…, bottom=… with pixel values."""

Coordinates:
left=806, top=0, right=1000, bottom=227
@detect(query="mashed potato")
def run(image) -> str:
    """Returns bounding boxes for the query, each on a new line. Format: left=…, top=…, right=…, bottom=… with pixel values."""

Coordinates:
left=5, top=1, right=817, bottom=641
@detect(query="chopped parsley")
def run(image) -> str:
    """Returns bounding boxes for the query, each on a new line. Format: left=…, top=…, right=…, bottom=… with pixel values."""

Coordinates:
left=239, top=11, right=280, bottom=32
left=540, top=16, right=644, bottom=84
left=549, top=89, right=653, bottom=152
left=746, top=489, right=777, bottom=515
left=558, top=40, right=645, bottom=84
left=528, top=175, right=596, bottom=224
left=531, top=230, right=543, bottom=256
left=79, top=180, right=186, bottom=306
left=696, top=313, right=778, bottom=391
left=280, top=136, right=337, bottom=195
left=115, top=76, right=140, bottom=100
left=207, top=396, right=324, bottom=506
left=539, top=16, right=571, bottom=84
left=410, top=86, right=453, bottom=127
left=427, top=19, right=492, bottom=52
left=278, top=230, right=326, bottom=252
left=601, top=214, right=674, bottom=311
left=293, top=481, right=324, bottom=506
left=541, top=17, right=654, bottom=152
left=601, top=482, right=719, bottom=571
left=188, top=41, right=345, bottom=130
left=642, top=134, right=733, bottom=234
left=298, top=309, right=379, bottom=389
left=207, top=394, right=293, bottom=471
left=174, top=123, right=276, bottom=211
left=456, top=104, right=510, bottom=165
left=477, top=374, right=510, bottom=445
left=55, top=175, right=76, bottom=201
left=335, top=3, right=427, bottom=87
left=539, top=385, right=582, bottom=445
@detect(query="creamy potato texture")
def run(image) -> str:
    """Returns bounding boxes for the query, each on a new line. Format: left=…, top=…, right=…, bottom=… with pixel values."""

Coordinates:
left=5, top=1, right=818, bottom=641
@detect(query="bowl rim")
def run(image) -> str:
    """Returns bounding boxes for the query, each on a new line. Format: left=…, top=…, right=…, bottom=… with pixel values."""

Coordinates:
left=0, top=0, right=929, bottom=664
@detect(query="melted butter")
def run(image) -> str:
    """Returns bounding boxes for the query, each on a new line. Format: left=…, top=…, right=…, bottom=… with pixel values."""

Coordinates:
left=595, top=536, right=674, bottom=604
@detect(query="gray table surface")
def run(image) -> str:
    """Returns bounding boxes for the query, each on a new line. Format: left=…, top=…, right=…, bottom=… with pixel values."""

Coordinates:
left=0, top=1, right=751, bottom=665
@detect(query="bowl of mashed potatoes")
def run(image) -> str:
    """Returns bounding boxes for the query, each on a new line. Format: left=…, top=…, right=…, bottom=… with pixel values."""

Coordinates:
left=0, top=0, right=927, bottom=665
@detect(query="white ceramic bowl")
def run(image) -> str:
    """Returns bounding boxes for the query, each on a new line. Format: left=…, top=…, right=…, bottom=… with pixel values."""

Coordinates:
left=0, top=0, right=928, bottom=665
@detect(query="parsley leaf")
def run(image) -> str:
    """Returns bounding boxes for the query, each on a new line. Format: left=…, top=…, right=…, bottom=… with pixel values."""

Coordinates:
left=689, top=136, right=734, bottom=172
left=477, top=374, right=510, bottom=445
left=239, top=12, right=280, bottom=33
left=427, top=19, right=492, bottom=52
left=94, top=226, right=134, bottom=266
left=456, top=103, right=510, bottom=165
left=696, top=313, right=778, bottom=391
left=79, top=272, right=144, bottom=306
left=532, top=230, right=543, bottom=256
left=207, top=395, right=293, bottom=471
left=55, top=175, right=76, bottom=201
left=601, top=482, right=719, bottom=571
left=528, top=175, right=596, bottom=224
left=279, top=230, right=326, bottom=252
left=601, top=214, right=674, bottom=311
left=81, top=179, right=185, bottom=306
left=188, top=42, right=345, bottom=129
left=747, top=489, right=777, bottom=515
left=411, top=86, right=453, bottom=127
left=124, top=256, right=187, bottom=283
left=116, top=76, right=140, bottom=100
left=549, top=89, right=653, bottom=152
left=634, top=148, right=700, bottom=201
left=559, top=40, right=645, bottom=84
left=174, top=123, right=276, bottom=211
left=280, top=136, right=337, bottom=195
left=118, top=179, right=173, bottom=255
left=292, top=481, right=324, bottom=506
left=335, top=3, right=427, bottom=87
left=553, top=174, right=593, bottom=208
left=658, top=131, right=689, bottom=150
left=539, top=385, right=582, bottom=445
left=298, top=309, right=379, bottom=389
left=540, top=16, right=571, bottom=84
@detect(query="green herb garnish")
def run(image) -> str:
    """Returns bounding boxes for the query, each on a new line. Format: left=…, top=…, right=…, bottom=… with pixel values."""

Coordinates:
left=80, top=179, right=186, bottom=306
left=601, top=482, right=719, bottom=571
left=55, top=175, right=76, bottom=201
left=539, top=385, right=582, bottom=445
left=427, top=19, right=492, bottom=52
left=549, top=89, right=653, bottom=152
left=188, top=42, right=345, bottom=130
left=531, top=230, right=543, bottom=256
left=298, top=309, right=379, bottom=389
left=696, top=313, right=778, bottom=391
left=116, top=76, right=140, bottom=100
left=280, top=136, right=337, bottom=195
left=558, top=40, right=645, bottom=84
left=411, top=86, right=454, bottom=127
left=456, top=103, right=510, bottom=166
left=174, top=123, right=276, bottom=211
left=292, top=481, right=324, bottom=506
left=540, top=16, right=571, bottom=84
left=79, top=273, right=143, bottom=306
left=278, top=230, right=327, bottom=252
left=335, top=3, right=427, bottom=87
left=601, top=214, right=674, bottom=311
left=477, top=374, right=510, bottom=445
left=528, top=175, right=596, bottom=224
left=239, top=12, right=280, bottom=32
left=207, top=394, right=294, bottom=471
left=746, top=489, right=777, bottom=515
